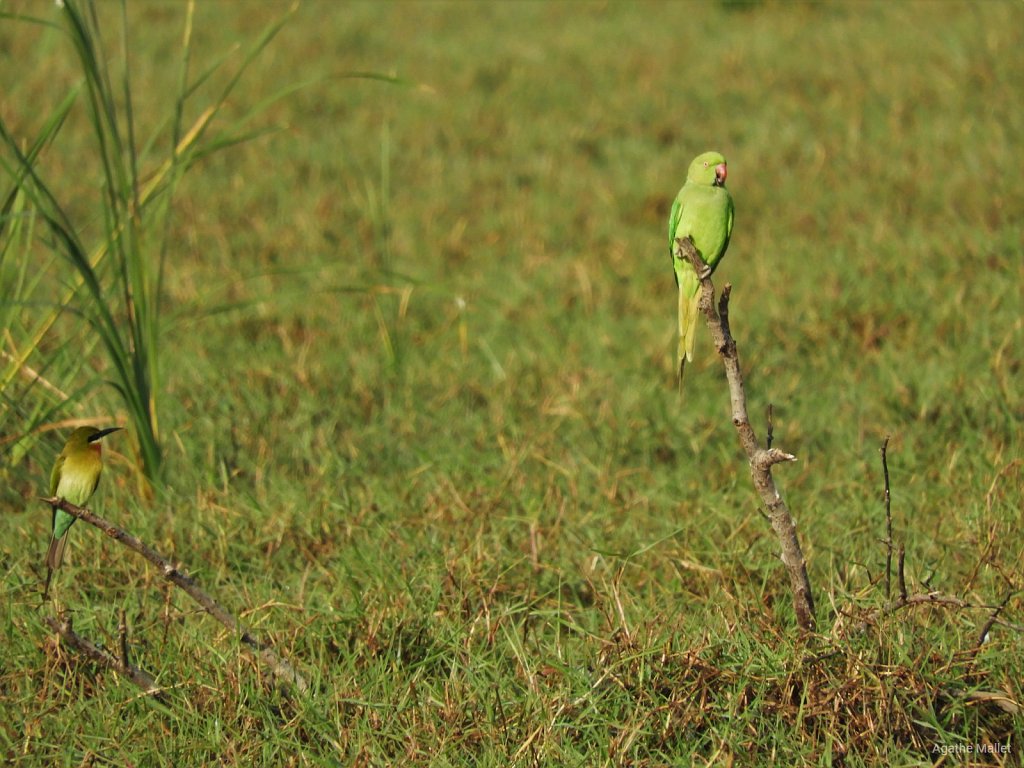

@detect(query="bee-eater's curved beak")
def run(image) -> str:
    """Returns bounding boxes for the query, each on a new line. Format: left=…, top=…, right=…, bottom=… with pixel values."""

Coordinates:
left=88, top=427, right=123, bottom=442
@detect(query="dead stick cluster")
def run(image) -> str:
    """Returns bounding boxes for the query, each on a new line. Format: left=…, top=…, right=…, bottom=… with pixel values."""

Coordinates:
left=43, top=612, right=168, bottom=704
left=874, top=443, right=1018, bottom=649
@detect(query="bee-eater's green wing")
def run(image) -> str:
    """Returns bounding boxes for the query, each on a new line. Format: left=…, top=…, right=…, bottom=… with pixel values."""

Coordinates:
left=49, top=453, right=64, bottom=497
left=45, top=453, right=69, bottom=599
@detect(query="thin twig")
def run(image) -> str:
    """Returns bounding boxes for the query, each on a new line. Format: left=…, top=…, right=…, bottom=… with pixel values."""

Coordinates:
left=975, top=591, right=1013, bottom=649
left=766, top=403, right=774, bottom=450
left=961, top=525, right=998, bottom=595
left=42, top=497, right=309, bottom=694
left=881, top=436, right=893, bottom=601
left=854, top=588, right=1024, bottom=636
left=118, top=607, right=129, bottom=669
left=676, top=236, right=814, bottom=631
left=888, top=592, right=1024, bottom=634
left=897, top=543, right=907, bottom=603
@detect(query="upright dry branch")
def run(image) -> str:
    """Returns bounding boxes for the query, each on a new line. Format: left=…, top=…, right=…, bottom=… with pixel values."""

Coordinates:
left=676, top=236, right=816, bottom=632
left=42, top=497, right=309, bottom=694
left=881, top=436, right=893, bottom=601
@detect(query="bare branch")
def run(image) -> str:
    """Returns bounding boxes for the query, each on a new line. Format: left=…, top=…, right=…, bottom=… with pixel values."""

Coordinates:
left=675, top=236, right=815, bottom=632
left=42, top=497, right=309, bottom=695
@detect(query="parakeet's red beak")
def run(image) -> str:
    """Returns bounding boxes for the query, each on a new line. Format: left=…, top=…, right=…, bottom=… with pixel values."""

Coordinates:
left=714, top=163, right=727, bottom=187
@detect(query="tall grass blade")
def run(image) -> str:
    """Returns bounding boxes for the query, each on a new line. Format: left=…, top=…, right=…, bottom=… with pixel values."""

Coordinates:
left=1, top=0, right=301, bottom=484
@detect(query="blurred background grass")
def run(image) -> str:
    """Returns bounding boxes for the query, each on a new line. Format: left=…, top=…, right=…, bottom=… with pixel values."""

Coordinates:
left=1, top=1, right=1021, bottom=764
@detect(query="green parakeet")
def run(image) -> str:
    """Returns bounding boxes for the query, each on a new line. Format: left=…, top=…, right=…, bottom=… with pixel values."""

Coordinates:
left=668, top=150, right=734, bottom=381
left=43, top=425, right=121, bottom=599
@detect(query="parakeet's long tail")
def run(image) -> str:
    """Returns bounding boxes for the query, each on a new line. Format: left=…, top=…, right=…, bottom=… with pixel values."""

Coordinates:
left=677, top=281, right=701, bottom=386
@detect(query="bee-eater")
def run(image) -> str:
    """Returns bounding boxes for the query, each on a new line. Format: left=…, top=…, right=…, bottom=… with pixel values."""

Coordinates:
left=43, top=426, right=121, bottom=599
left=669, top=150, right=734, bottom=383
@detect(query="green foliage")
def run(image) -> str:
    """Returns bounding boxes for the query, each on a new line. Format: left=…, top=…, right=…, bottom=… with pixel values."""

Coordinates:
left=0, top=0, right=296, bottom=483
left=1, top=1, right=1022, bottom=765
left=0, top=96, right=91, bottom=471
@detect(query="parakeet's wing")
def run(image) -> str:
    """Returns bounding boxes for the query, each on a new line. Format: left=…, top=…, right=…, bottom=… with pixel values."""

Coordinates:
left=721, top=194, right=734, bottom=260
left=668, top=195, right=683, bottom=262
left=669, top=184, right=695, bottom=287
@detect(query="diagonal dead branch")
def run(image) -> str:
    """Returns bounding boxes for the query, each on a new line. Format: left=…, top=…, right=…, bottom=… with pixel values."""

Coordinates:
left=676, top=236, right=815, bottom=631
left=42, top=496, right=309, bottom=695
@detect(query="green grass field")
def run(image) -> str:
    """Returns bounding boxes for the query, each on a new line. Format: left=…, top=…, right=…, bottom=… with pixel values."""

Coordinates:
left=2, top=1, right=1022, bottom=765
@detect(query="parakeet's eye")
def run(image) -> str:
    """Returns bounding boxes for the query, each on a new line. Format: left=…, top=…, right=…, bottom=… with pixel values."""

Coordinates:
left=703, top=161, right=709, bottom=167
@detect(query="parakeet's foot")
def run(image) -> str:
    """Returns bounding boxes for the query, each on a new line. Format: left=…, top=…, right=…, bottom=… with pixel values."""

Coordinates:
left=698, top=264, right=713, bottom=281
